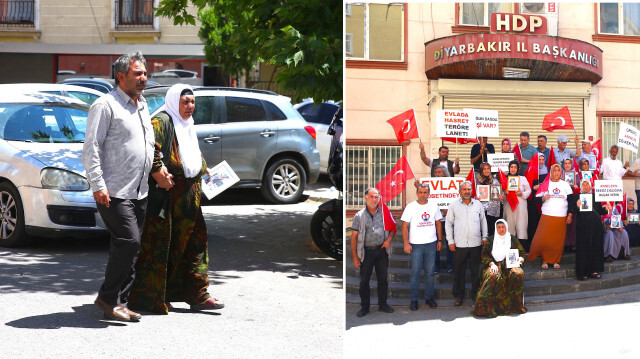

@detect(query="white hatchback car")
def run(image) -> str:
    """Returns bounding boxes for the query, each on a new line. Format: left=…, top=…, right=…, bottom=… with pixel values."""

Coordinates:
left=0, top=91, right=107, bottom=247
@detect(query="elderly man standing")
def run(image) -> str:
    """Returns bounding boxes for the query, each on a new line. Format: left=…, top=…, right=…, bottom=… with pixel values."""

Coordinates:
left=351, top=188, right=396, bottom=317
left=553, top=134, right=582, bottom=165
left=601, top=145, right=631, bottom=180
left=401, top=183, right=443, bottom=311
left=82, top=52, right=154, bottom=322
left=446, top=181, right=488, bottom=307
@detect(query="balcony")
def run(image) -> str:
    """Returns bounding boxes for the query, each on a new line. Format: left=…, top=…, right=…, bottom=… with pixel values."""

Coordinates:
left=0, top=0, right=34, bottom=27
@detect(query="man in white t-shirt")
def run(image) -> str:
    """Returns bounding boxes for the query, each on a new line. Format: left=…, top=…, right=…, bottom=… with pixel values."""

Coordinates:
left=401, top=182, right=443, bottom=311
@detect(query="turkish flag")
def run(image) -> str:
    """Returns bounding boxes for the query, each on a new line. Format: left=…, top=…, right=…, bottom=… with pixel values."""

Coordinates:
left=573, top=157, right=580, bottom=171
left=542, top=106, right=574, bottom=131
left=465, top=167, right=477, bottom=198
left=525, top=153, right=540, bottom=189
left=442, top=137, right=478, bottom=145
left=375, top=156, right=415, bottom=203
left=381, top=202, right=397, bottom=232
left=498, top=168, right=519, bottom=211
left=592, top=139, right=602, bottom=172
left=387, top=109, right=420, bottom=144
left=602, top=193, right=628, bottom=221
left=547, top=145, right=556, bottom=169
left=512, top=142, right=523, bottom=162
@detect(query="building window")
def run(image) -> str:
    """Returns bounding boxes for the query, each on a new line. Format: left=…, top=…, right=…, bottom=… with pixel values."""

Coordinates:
left=345, top=33, right=353, bottom=56
left=602, top=117, right=640, bottom=164
left=459, top=2, right=513, bottom=26
left=599, top=3, right=640, bottom=36
left=345, top=2, right=404, bottom=61
left=346, top=145, right=403, bottom=210
left=116, top=0, right=153, bottom=27
left=0, top=0, right=34, bottom=26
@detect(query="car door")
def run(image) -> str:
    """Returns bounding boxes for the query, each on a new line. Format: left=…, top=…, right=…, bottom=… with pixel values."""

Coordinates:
left=192, top=95, right=222, bottom=169
left=220, top=96, right=277, bottom=181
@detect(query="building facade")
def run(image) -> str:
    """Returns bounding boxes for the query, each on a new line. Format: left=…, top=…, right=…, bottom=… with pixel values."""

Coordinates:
left=345, top=2, right=640, bottom=218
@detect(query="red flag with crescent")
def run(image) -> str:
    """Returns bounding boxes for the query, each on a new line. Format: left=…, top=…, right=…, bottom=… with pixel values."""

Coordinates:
left=512, top=142, right=523, bottom=162
left=375, top=156, right=415, bottom=203
left=525, top=153, right=540, bottom=189
left=380, top=202, right=397, bottom=232
left=498, top=168, right=519, bottom=211
left=465, top=167, right=477, bottom=198
left=387, top=109, right=420, bottom=144
left=542, top=106, right=574, bottom=131
left=547, top=145, right=556, bottom=168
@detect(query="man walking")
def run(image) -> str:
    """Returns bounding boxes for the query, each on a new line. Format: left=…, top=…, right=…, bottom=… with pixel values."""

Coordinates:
left=401, top=183, right=442, bottom=311
left=446, top=181, right=488, bottom=307
left=82, top=52, right=154, bottom=322
left=351, top=188, right=396, bottom=317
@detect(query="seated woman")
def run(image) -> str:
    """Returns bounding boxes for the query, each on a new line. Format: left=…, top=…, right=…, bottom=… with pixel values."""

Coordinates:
left=473, top=219, right=527, bottom=318
left=604, top=208, right=632, bottom=262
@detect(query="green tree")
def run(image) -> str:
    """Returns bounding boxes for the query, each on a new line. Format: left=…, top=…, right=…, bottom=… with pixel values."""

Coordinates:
left=155, top=0, right=342, bottom=103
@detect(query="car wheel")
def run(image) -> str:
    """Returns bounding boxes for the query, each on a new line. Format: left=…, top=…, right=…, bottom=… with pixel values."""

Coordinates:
left=0, top=182, right=29, bottom=247
left=261, top=158, right=307, bottom=204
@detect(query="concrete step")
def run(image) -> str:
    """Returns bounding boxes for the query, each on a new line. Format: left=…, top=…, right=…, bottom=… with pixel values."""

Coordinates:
left=345, top=283, right=640, bottom=309
left=346, top=265, right=640, bottom=301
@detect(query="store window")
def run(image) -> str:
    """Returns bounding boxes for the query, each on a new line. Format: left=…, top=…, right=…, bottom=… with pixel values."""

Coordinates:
left=346, top=145, right=403, bottom=210
left=602, top=117, right=640, bottom=164
left=0, top=0, right=35, bottom=26
left=345, top=2, right=404, bottom=61
left=459, top=2, right=513, bottom=26
left=599, top=3, right=640, bottom=36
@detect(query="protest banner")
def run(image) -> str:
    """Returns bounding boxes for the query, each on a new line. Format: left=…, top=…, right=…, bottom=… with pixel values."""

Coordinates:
left=594, top=180, right=624, bottom=202
left=436, top=110, right=476, bottom=139
left=617, top=122, right=640, bottom=154
left=418, top=177, right=465, bottom=209
left=487, top=153, right=514, bottom=173
left=464, top=108, right=499, bottom=138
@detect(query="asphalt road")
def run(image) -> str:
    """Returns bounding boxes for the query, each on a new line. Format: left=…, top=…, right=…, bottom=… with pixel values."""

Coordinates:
left=0, top=177, right=343, bottom=358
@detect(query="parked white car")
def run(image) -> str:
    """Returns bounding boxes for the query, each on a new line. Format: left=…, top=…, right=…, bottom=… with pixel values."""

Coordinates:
left=0, top=83, right=104, bottom=105
left=0, top=91, right=107, bottom=247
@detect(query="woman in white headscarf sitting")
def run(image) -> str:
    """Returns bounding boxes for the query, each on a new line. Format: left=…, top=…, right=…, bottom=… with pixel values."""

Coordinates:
left=473, top=219, right=527, bottom=318
left=129, top=84, right=224, bottom=314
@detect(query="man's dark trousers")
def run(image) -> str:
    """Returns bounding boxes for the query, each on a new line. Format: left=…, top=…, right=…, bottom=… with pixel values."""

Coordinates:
left=96, top=197, right=147, bottom=306
left=452, top=245, right=482, bottom=300
left=359, top=246, right=389, bottom=308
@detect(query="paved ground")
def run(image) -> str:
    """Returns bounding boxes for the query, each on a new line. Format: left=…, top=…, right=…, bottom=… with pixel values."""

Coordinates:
left=0, top=176, right=343, bottom=358
left=345, top=289, right=640, bottom=358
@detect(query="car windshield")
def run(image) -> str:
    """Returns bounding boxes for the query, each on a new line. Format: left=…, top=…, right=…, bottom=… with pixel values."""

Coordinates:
left=146, top=93, right=167, bottom=114
left=0, top=103, right=87, bottom=143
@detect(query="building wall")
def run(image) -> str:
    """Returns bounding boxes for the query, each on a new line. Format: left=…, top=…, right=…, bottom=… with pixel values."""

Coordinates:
left=346, top=2, right=640, bottom=205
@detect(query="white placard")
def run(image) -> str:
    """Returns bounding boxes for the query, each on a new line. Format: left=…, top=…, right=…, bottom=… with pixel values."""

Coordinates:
left=487, top=153, right=514, bottom=173
left=594, top=179, right=624, bottom=202
left=418, top=177, right=465, bottom=209
left=436, top=109, right=476, bottom=139
left=465, top=108, right=499, bottom=138
left=201, top=160, right=240, bottom=200
left=617, top=122, right=640, bottom=154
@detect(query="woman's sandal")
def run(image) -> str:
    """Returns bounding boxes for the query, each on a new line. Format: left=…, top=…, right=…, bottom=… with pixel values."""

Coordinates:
left=541, top=263, right=549, bottom=269
left=190, top=298, right=225, bottom=311
left=553, top=263, right=561, bottom=269
left=578, top=276, right=588, bottom=281
left=589, top=272, right=601, bottom=279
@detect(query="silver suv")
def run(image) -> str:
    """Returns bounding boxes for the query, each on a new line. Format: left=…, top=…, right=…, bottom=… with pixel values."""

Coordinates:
left=145, top=87, right=321, bottom=204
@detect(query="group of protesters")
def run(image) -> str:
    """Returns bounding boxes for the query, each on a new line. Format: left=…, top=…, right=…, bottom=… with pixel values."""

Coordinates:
left=351, top=131, right=640, bottom=318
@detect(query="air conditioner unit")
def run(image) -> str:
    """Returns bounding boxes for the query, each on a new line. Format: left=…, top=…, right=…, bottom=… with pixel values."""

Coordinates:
left=520, top=2, right=558, bottom=36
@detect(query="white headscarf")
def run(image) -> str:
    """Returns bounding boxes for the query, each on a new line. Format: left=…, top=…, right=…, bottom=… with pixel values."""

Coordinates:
left=492, top=219, right=511, bottom=262
left=164, top=84, right=202, bottom=178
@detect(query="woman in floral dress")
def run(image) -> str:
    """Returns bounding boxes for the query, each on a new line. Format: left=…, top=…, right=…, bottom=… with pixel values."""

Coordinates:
left=473, top=219, right=527, bottom=318
left=129, top=84, right=224, bottom=314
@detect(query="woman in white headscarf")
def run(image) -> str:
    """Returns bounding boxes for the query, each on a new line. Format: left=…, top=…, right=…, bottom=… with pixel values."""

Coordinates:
left=129, top=84, right=224, bottom=314
left=473, top=219, right=527, bottom=318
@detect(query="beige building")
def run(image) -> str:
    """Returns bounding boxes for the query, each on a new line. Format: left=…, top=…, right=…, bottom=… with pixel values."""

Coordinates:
left=346, top=2, right=640, bottom=217
left=0, top=0, right=219, bottom=84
